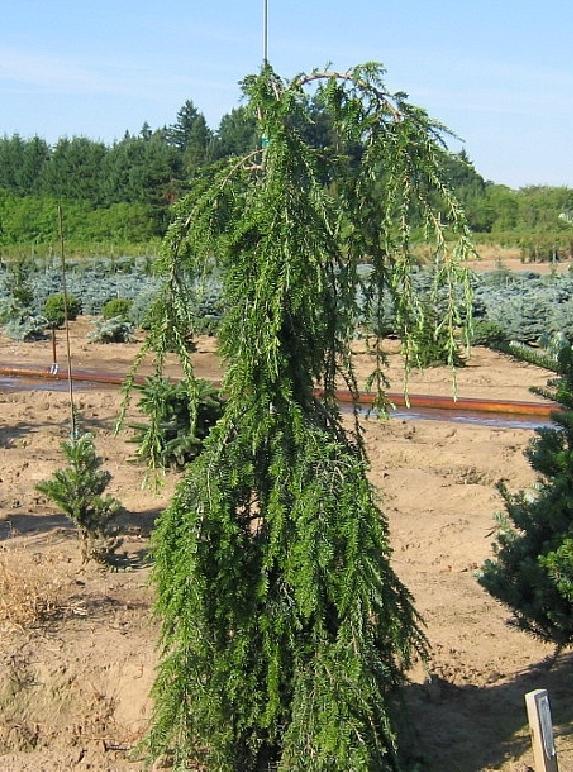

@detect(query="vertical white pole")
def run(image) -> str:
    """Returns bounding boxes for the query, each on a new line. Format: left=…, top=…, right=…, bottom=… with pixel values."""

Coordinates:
left=263, top=0, right=268, bottom=66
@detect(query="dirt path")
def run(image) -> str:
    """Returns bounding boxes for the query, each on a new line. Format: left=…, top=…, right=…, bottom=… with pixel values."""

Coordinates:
left=0, top=326, right=570, bottom=771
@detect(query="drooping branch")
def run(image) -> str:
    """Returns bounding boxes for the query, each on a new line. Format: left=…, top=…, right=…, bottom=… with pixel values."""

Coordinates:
left=142, top=63, right=474, bottom=770
left=290, top=68, right=402, bottom=118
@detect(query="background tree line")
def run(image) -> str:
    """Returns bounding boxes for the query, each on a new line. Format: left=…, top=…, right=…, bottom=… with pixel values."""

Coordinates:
left=0, top=100, right=257, bottom=247
left=0, top=97, right=572, bottom=252
left=443, top=150, right=573, bottom=256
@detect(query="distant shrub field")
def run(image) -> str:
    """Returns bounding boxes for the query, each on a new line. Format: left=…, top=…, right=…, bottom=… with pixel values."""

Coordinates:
left=0, top=255, right=222, bottom=340
left=1, top=256, right=573, bottom=348
left=363, top=265, right=573, bottom=347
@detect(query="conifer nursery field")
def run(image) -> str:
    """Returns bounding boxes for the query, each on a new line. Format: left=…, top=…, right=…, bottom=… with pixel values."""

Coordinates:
left=0, top=324, right=572, bottom=770
left=1, top=0, right=572, bottom=764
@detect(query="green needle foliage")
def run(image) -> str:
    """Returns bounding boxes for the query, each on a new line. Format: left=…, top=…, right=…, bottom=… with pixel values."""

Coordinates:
left=37, top=433, right=123, bottom=563
left=411, top=300, right=466, bottom=368
left=129, top=376, right=224, bottom=469
left=102, top=297, right=133, bottom=320
left=44, top=292, right=81, bottom=328
left=88, top=316, right=133, bottom=343
left=479, top=342, right=573, bottom=647
left=4, top=256, right=34, bottom=307
left=142, top=63, right=473, bottom=770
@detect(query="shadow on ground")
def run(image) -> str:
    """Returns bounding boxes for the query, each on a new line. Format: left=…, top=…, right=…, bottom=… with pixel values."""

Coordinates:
left=0, top=505, right=162, bottom=540
left=0, top=512, right=71, bottom=540
left=116, top=506, right=162, bottom=538
left=0, top=418, right=70, bottom=448
left=402, top=650, right=573, bottom=770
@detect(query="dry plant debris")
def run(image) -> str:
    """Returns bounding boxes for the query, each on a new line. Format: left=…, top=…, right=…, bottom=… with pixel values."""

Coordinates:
left=0, top=546, right=62, bottom=628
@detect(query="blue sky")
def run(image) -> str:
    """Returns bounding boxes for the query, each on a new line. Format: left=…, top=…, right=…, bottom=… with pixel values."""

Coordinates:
left=1, top=0, right=572, bottom=188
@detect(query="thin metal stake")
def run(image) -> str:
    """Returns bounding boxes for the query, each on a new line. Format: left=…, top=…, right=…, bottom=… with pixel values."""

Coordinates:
left=58, top=205, right=76, bottom=437
left=262, top=0, right=269, bottom=66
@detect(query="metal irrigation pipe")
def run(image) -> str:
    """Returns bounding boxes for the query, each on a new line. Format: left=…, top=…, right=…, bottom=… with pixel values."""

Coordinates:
left=0, top=364, right=558, bottom=419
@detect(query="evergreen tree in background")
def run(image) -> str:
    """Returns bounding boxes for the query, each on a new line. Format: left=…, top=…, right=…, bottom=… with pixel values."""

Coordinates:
left=2, top=91, right=571, bottom=250
left=39, top=136, right=107, bottom=205
left=140, top=121, right=153, bottom=140
left=0, top=134, right=49, bottom=195
left=103, top=132, right=182, bottom=221
left=213, top=105, right=258, bottom=158
left=167, top=99, right=213, bottom=172
left=479, top=341, right=573, bottom=647
left=142, top=63, right=473, bottom=771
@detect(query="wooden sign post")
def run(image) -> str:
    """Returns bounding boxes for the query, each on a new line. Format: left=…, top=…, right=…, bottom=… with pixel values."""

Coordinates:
left=525, top=689, right=559, bottom=772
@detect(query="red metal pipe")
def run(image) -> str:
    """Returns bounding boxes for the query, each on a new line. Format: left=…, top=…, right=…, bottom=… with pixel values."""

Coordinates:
left=0, top=364, right=559, bottom=418
left=330, top=389, right=558, bottom=417
left=0, top=364, right=145, bottom=386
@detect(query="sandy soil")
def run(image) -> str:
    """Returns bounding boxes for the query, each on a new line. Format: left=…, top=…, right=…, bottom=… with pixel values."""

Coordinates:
left=1, top=324, right=571, bottom=771
left=468, top=246, right=573, bottom=275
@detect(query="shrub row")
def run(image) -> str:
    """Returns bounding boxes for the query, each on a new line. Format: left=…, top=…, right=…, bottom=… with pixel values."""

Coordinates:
left=3, top=260, right=573, bottom=347
left=362, top=267, right=573, bottom=346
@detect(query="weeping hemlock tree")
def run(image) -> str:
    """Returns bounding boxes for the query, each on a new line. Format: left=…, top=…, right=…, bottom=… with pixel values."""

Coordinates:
left=144, top=64, right=473, bottom=770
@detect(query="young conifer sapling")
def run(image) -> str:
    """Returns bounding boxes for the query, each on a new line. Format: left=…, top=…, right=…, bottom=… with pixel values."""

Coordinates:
left=37, top=433, right=123, bottom=563
left=479, top=342, right=573, bottom=648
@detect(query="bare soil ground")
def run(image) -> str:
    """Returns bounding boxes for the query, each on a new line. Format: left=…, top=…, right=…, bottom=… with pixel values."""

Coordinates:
left=0, top=323, right=571, bottom=771
left=468, top=245, right=573, bottom=275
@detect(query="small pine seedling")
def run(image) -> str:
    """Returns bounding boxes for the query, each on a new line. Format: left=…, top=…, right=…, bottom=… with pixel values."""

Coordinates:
left=37, top=433, right=123, bottom=563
